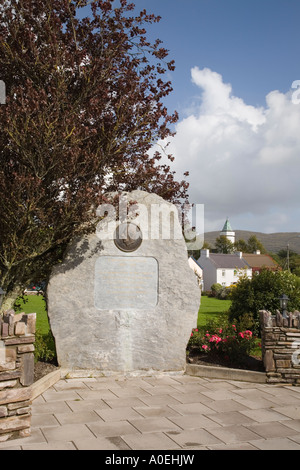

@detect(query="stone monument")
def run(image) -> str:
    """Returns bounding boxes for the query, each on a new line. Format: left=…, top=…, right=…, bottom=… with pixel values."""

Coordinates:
left=47, top=190, right=200, bottom=376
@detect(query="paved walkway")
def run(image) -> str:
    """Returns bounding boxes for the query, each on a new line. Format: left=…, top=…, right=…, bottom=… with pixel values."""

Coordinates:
left=1, top=374, right=300, bottom=450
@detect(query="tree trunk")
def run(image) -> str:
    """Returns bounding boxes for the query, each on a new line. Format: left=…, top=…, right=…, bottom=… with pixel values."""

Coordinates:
left=1, top=286, right=24, bottom=313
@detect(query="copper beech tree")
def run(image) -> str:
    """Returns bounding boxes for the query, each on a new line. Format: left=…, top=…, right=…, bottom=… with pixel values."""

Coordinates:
left=0, top=0, right=189, bottom=306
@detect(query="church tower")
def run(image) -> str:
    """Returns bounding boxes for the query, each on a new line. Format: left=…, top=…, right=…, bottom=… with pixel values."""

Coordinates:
left=220, top=218, right=235, bottom=244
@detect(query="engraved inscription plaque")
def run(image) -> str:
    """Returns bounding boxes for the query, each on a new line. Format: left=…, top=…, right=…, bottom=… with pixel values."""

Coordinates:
left=95, top=256, right=158, bottom=310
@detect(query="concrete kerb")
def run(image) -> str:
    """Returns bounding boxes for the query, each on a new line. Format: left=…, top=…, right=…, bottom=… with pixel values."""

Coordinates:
left=29, top=368, right=68, bottom=400
left=186, top=363, right=267, bottom=384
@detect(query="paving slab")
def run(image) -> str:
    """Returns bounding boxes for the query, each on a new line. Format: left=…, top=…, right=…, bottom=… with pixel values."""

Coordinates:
left=126, top=416, right=182, bottom=434
left=206, top=424, right=264, bottom=444
left=1, top=374, right=300, bottom=450
left=87, top=419, right=141, bottom=438
left=65, top=398, right=110, bottom=412
left=168, top=401, right=216, bottom=416
left=167, top=413, right=221, bottom=430
left=121, top=431, right=180, bottom=450
left=41, top=423, right=97, bottom=443
left=40, top=389, right=82, bottom=402
left=73, top=435, right=131, bottom=451
left=31, top=413, right=59, bottom=428
left=54, top=410, right=103, bottom=425
left=165, top=428, right=223, bottom=447
left=281, top=418, right=300, bottom=433
left=289, top=433, right=300, bottom=444
left=239, top=408, right=292, bottom=423
left=203, top=398, right=250, bottom=413
left=208, top=442, right=258, bottom=450
left=103, top=396, right=150, bottom=409
left=244, top=421, right=299, bottom=439
left=95, top=406, right=142, bottom=422
left=137, top=393, right=184, bottom=406
left=22, top=441, right=77, bottom=450
left=249, top=437, right=300, bottom=450
left=200, top=388, right=242, bottom=401
left=205, top=410, right=256, bottom=427
left=232, top=396, right=278, bottom=410
left=132, top=405, right=182, bottom=418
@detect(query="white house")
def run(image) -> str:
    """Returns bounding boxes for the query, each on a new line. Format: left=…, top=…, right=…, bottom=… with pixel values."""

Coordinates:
left=198, top=249, right=252, bottom=291
left=188, top=256, right=203, bottom=289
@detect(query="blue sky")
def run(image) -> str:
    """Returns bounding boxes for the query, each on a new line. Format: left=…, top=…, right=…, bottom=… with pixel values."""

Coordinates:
left=81, top=1, right=300, bottom=235
left=131, top=0, right=300, bottom=236
left=133, top=0, right=300, bottom=111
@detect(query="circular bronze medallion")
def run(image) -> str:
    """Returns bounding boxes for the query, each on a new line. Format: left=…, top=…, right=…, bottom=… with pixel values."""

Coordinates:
left=114, top=222, right=143, bottom=252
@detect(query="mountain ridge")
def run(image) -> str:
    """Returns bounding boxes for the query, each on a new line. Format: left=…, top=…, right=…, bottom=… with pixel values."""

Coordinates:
left=204, top=230, right=300, bottom=254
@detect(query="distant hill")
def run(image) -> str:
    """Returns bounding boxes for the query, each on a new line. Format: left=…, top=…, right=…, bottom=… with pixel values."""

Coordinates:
left=204, top=231, right=300, bottom=254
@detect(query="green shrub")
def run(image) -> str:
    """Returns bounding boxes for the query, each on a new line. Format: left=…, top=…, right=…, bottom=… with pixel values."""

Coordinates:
left=217, top=286, right=230, bottom=299
left=188, top=327, right=202, bottom=349
left=210, top=283, right=231, bottom=300
left=228, top=268, right=300, bottom=334
left=211, top=283, right=222, bottom=296
left=34, top=329, right=57, bottom=364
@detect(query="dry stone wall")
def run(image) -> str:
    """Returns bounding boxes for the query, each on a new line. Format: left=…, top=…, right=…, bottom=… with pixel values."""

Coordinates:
left=0, top=310, right=36, bottom=442
left=260, top=310, right=300, bottom=385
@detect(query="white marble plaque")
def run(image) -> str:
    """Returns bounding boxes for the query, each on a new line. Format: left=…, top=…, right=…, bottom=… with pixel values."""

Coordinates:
left=95, top=256, right=158, bottom=310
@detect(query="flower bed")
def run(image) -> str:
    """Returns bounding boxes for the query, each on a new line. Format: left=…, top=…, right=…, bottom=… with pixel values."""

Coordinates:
left=187, top=322, right=262, bottom=370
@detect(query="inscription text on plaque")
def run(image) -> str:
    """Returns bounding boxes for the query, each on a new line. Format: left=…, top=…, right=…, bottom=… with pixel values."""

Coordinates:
left=95, top=256, right=158, bottom=310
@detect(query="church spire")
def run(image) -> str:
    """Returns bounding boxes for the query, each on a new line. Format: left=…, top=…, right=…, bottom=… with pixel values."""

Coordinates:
left=222, top=217, right=233, bottom=232
left=220, top=217, right=235, bottom=244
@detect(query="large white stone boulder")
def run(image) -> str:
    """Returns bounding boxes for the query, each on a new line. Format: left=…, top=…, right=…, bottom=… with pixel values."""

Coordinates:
left=47, top=191, right=200, bottom=376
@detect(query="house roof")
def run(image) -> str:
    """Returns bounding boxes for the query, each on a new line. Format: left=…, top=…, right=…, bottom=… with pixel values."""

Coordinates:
left=242, top=253, right=278, bottom=269
left=189, top=256, right=203, bottom=270
left=202, top=253, right=250, bottom=269
left=189, top=256, right=202, bottom=266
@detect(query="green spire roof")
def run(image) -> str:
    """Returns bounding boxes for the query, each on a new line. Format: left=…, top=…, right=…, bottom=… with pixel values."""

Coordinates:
left=222, top=218, right=233, bottom=232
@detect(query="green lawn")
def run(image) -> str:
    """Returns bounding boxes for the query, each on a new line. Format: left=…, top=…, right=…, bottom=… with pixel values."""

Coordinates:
left=15, top=293, right=232, bottom=334
left=15, top=295, right=50, bottom=335
left=13, top=292, right=261, bottom=359
left=197, top=295, right=231, bottom=328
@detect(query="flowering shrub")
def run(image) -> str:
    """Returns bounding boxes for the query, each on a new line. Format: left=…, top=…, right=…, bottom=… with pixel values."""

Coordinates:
left=188, top=322, right=257, bottom=366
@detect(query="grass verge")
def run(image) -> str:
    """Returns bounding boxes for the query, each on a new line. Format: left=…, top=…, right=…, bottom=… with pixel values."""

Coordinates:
left=15, top=295, right=50, bottom=335
left=14, top=295, right=57, bottom=363
left=198, top=294, right=231, bottom=328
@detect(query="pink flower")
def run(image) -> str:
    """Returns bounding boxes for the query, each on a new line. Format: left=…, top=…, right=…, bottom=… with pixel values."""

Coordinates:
left=209, top=335, right=222, bottom=344
left=202, top=345, right=209, bottom=351
left=244, top=330, right=252, bottom=338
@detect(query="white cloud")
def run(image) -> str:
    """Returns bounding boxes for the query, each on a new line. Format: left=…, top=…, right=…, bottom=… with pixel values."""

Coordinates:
left=159, top=67, right=300, bottom=233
